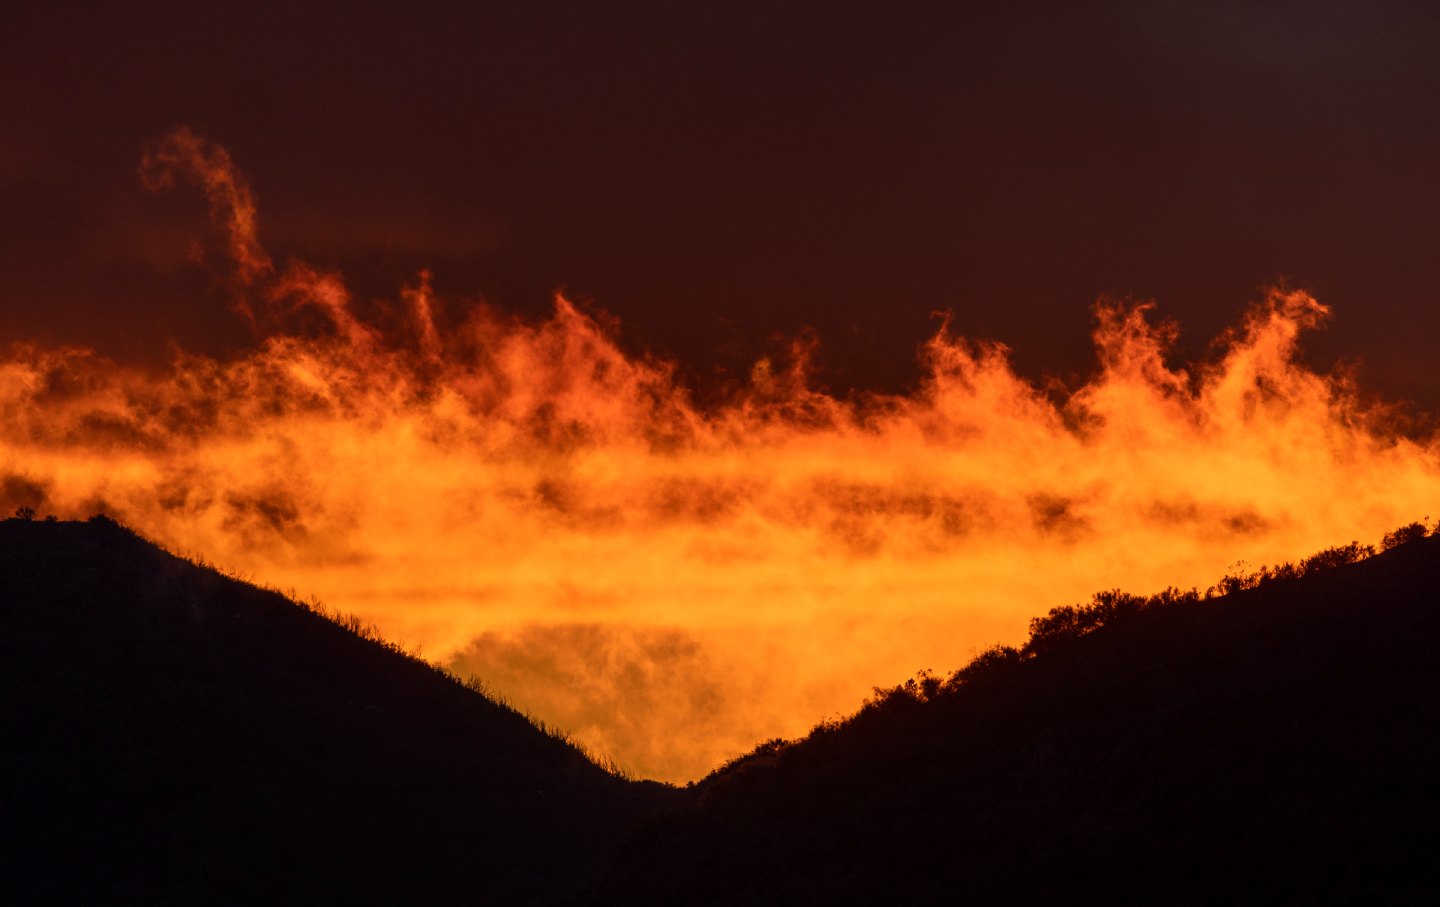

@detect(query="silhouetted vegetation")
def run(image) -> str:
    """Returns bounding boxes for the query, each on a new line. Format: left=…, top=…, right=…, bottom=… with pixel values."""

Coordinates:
left=1383, top=519, right=1429, bottom=550
left=588, top=520, right=1440, bottom=903
left=7, top=513, right=1440, bottom=903
left=0, top=517, right=670, bottom=904
left=839, top=520, right=1439, bottom=715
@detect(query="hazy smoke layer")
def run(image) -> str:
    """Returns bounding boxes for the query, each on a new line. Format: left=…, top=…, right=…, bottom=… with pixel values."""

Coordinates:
left=3, top=130, right=1438, bottom=780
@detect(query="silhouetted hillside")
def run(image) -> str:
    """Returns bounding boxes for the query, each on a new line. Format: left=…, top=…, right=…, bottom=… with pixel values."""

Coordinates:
left=590, top=532, right=1440, bottom=904
left=9, top=515, right=1440, bottom=904
left=0, top=517, right=671, bottom=904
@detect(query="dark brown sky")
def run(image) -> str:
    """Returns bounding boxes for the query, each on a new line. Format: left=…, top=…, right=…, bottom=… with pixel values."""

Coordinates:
left=5, top=1, right=1440, bottom=403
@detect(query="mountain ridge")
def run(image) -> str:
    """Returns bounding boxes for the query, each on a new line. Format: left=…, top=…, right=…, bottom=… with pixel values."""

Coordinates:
left=588, top=529, right=1440, bottom=903
left=0, top=516, right=672, bottom=904
left=5, top=515, right=1439, bottom=902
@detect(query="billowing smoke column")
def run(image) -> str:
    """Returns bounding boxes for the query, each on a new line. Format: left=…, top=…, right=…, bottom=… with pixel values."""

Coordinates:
left=2, top=129, right=1437, bottom=781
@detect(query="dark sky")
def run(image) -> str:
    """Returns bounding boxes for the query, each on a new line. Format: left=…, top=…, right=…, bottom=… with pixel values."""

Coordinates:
left=5, top=1, right=1440, bottom=403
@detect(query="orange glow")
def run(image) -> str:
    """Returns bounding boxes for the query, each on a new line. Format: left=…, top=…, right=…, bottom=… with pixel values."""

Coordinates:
left=4, top=130, right=1439, bottom=781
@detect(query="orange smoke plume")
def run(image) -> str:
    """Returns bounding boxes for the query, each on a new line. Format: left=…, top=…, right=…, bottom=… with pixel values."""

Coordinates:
left=140, top=128, right=272, bottom=299
left=4, top=130, right=1438, bottom=781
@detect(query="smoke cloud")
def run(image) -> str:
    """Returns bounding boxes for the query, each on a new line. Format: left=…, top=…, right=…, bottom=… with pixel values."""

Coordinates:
left=3, top=130, right=1438, bottom=780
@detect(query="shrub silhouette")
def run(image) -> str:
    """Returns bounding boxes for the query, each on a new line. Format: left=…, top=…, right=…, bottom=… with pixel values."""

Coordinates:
left=1025, top=588, right=1148, bottom=655
left=1300, top=540, right=1374, bottom=574
left=1382, top=521, right=1428, bottom=550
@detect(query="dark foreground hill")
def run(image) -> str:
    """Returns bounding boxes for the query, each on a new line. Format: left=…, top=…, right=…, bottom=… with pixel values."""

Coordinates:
left=7, top=517, right=1440, bottom=905
left=589, top=534, right=1440, bottom=904
left=0, top=517, right=671, bottom=904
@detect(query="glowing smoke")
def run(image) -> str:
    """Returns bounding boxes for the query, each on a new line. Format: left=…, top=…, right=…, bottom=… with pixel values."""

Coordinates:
left=2, top=130, right=1437, bottom=780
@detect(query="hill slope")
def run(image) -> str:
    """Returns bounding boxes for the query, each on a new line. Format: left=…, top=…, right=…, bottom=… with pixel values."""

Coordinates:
left=590, top=535, right=1440, bottom=903
left=0, top=517, right=671, bottom=904
left=8, top=517, right=1440, bottom=903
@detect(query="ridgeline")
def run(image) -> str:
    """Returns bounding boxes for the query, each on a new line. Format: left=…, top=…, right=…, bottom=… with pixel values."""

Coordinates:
left=589, top=529, right=1440, bottom=903
left=4, top=516, right=1438, bottom=903
left=0, top=516, right=671, bottom=904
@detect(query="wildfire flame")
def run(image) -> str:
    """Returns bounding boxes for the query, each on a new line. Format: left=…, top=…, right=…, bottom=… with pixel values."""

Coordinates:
left=4, top=129, right=1438, bottom=781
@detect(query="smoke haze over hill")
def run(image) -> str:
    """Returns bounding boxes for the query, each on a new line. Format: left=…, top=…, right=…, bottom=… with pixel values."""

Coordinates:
left=3, top=132, right=1440, bottom=779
